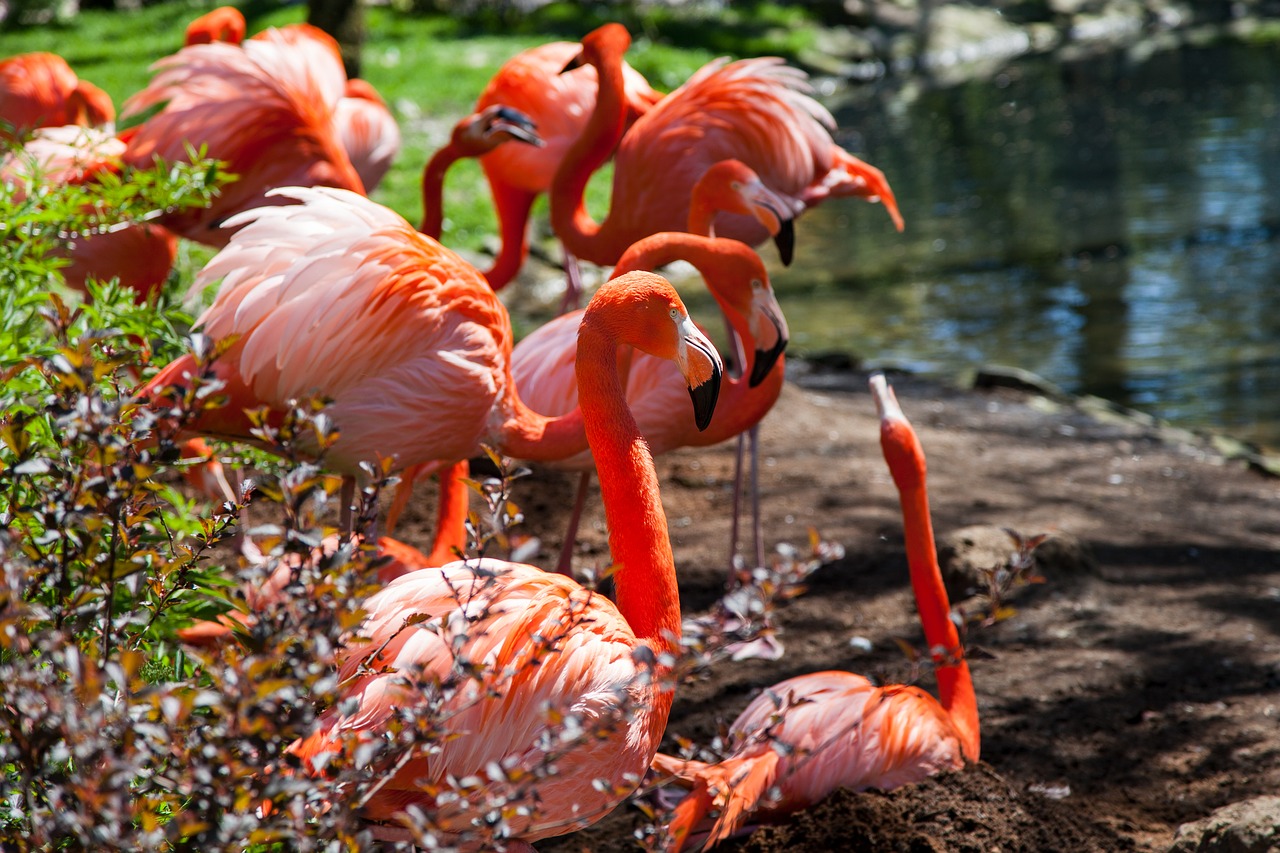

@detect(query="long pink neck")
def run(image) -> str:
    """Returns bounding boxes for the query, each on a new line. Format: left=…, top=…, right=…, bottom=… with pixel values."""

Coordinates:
left=886, top=421, right=980, bottom=762
left=549, top=46, right=631, bottom=266
left=575, top=317, right=682, bottom=657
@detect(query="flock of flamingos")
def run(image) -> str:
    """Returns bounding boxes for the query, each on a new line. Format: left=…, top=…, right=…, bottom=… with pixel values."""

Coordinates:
left=4, top=9, right=984, bottom=850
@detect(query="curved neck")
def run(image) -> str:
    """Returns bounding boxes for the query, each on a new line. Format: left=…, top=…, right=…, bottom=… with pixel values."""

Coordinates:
left=576, top=318, right=681, bottom=656
left=894, top=442, right=980, bottom=762
left=497, top=390, right=589, bottom=462
left=549, top=49, right=631, bottom=265
left=686, top=195, right=719, bottom=239
left=419, top=141, right=465, bottom=239
left=481, top=178, right=538, bottom=291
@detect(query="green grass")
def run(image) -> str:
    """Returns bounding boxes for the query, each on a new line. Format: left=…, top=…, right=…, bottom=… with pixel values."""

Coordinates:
left=0, top=1, right=820, bottom=257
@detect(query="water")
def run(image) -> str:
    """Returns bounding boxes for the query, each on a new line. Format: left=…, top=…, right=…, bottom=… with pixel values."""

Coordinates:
left=742, top=41, right=1280, bottom=451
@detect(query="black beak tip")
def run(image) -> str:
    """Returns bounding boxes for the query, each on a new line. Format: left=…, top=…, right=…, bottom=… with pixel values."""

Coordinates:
left=774, top=218, right=795, bottom=266
left=749, top=339, right=787, bottom=387
left=689, top=370, right=722, bottom=431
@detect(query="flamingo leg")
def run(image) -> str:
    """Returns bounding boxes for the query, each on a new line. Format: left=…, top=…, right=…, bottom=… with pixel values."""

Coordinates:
left=560, top=247, right=584, bottom=314
left=426, top=459, right=471, bottom=565
left=556, top=470, right=592, bottom=575
left=339, top=474, right=355, bottom=533
left=747, top=422, right=764, bottom=570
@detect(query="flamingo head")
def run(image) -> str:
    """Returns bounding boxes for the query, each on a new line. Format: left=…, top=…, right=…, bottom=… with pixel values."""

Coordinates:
left=870, top=372, right=927, bottom=492
left=451, top=105, right=544, bottom=156
left=696, top=239, right=789, bottom=387
left=589, top=270, right=723, bottom=431
left=563, top=22, right=632, bottom=74
left=68, top=81, right=115, bottom=128
left=693, top=160, right=798, bottom=266
left=184, top=6, right=248, bottom=45
left=744, top=274, right=789, bottom=386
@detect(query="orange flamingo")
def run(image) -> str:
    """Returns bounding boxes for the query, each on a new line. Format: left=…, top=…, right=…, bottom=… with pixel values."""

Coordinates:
left=419, top=39, right=660, bottom=293
left=511, top=230, right=787, bottom=572
left=0, top=52, right=114, bottom=142
left=1, top=124, right=178, bottom=301
left=183, top=5, right=247, bottom=45
left=286, top=270, right=722, bottom=848
left=120, top=25, right=366, bottom=247
left=179, top=8, right=399, bottom=192
left=652, top=372, right=979, bottom=851
left=137, top=186, right=717, bottom=553
left=549, top=23, right=903, bottom=275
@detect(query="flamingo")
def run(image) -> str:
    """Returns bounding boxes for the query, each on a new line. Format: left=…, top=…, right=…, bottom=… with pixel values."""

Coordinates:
left=0, top=52, right=114, bottom=142
left=1, top=124, right=178, bottom=301
left=183, top=5, right=247, bottom=45
left=651, top=372, right=980, bottom=851
left=180, top=11, right=402, bottom=194
left=137, top=186, right=718, bottom=553
left=511, top=230, right=787, bottom=572
left=548, top=23, right=903, bottom=278
left=119, top=24, right=366, bottom=248
left=286, top=270, right=722, bottom=848
left=419, top=39, right=661, bottom=294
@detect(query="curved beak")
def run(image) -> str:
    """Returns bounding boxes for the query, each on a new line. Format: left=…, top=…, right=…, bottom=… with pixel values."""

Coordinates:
left=677, top=315, right=723, bottom=431
left=487, top=106, right=544, bottom=148
left=741, top=178, right=797, bottom=266
left=748, top=289, right=789, bottom=387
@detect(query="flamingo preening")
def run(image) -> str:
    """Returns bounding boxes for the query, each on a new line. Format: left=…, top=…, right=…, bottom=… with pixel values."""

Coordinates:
left=119, top=24, right=369, bottom=247
left=511, top=230, right=787, bottom=573
left=652, top=372, right=979, bottom=851
left=286, top=271, right=723, bottom=848
left=549, top=23, right=903, bottom=278
left=419, top=39, right=660, bottom=295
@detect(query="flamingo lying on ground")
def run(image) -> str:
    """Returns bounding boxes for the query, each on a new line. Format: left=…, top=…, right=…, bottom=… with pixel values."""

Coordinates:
left=549, top=23, right=903, bottom=278
left=286, top=271, right=723, bottom=848
left=652, top=372, right=979, bottom=851
left=419, top=39, right=660, bottom=295
left=120, top=24, right=366, bottom=247
left=511, top=230, right=787, bottom=573
left=0, top=52, right=114, bottom=142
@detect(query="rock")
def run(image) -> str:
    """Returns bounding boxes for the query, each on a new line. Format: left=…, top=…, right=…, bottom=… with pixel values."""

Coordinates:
left=938, top=525, right=1097, bottom=600
left=921, top=4, right=1034, bottom=84
left=1168, top=796, right=1280, bottom=853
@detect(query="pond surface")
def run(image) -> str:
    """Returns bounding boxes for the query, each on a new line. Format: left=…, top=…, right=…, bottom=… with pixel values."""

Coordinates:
left=739, top=40, right=1280, bottom=451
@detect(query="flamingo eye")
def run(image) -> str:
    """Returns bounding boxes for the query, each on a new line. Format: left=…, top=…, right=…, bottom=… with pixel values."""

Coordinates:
left=730, top=181, right=742, bottom=192
left=751, top=278, right=763, bottom=291
left=669, top=308, right=681, bottom=320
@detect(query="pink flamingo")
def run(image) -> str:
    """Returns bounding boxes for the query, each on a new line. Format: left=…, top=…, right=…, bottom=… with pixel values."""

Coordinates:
left=652, top=372, right=980, bottom=851
left=180, top=8, right=400, bottom=191
left=137, top=186, right=717, bottom=556
left=419, top=39, right=660, bottom=293
left=0, top=52, right=114, bottom=142
left=120, top=24, right=366, bottom=247
left=286, top=270, right=722, bottom=848
left=511, top=230, right=787, bottom=572
left=549, top=23, right=903, bottom=278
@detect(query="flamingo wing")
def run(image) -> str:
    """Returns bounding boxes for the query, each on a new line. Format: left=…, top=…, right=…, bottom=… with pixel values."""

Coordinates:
left=607, top=57, right=827, bottom=245
left=333, top=79, right=401, bottom=192
left=121, top=29, right=363, bottom=246
left=294, top=558, right=660, bottom=842
left=189, top=186, right=512, bottom=473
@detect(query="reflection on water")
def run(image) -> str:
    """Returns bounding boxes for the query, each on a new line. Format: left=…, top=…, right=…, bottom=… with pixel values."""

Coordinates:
left=747, top=41, right=1280, bottom=450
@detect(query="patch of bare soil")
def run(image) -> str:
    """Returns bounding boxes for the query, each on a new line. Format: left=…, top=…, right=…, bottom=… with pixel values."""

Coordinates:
left=390, top=363, right=1280, bottom=853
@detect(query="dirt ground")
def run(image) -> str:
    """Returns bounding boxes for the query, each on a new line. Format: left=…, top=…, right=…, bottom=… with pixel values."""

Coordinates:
left=389, top=362, right=1280, bottom=853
